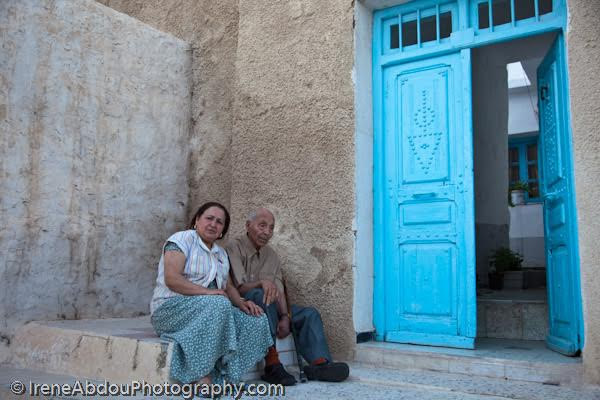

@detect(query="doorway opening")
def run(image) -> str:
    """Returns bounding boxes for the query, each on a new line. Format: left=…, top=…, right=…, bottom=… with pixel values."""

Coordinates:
left=473, top=32, right=559, bottom=345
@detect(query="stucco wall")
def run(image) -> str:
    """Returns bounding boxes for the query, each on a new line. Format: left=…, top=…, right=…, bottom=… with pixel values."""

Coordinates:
left=0, top=0, right=191, bottom=360
left=230, top=0, right=357, bottom=360
left=567, top=0, right=600, bottom=385
left=96, top=0, right=238, bottom=216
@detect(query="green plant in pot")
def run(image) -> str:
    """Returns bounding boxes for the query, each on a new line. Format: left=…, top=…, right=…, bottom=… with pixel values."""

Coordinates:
left=488, top=247, right=524, bottom=290
left=509, top=181, right=530, bottom=206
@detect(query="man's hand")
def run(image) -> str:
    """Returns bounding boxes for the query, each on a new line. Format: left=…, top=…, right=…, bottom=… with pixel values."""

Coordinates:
left=239, top=300, right=264, bottom=317
left=276, top=315, right=291, bottom=339
left=261, top=279, right=279, bottom=305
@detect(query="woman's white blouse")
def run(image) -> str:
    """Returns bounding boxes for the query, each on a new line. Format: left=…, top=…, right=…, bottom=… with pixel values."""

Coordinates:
left=150, top=230, right=230, bottom=315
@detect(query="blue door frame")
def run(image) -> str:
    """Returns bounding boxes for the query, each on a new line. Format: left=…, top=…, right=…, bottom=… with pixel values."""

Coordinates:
left=373, top=0, right=583, bottom=350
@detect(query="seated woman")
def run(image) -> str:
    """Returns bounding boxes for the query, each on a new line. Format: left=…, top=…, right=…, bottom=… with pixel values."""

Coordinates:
left=150, top=202, right=273, bottom=388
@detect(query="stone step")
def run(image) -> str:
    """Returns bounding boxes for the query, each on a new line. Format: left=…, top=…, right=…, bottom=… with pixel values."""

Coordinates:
left=348, top=362, right=600, bottom=400
left=477, top=298, right=548, bottom=340
left=477, top=288, right=548, bottom=340
left=355, top=338, right=583, bottom=386
left=8, top=317, right=298, bottom=385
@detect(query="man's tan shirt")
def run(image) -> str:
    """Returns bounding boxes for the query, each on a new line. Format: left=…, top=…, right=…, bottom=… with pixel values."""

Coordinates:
left=225, top=235, right=284, bottom=293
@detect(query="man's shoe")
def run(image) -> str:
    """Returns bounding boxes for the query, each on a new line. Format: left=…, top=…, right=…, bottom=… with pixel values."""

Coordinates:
left=261, top=363, right=297, bottom=386
left=303, top=361, right=349, bottom=382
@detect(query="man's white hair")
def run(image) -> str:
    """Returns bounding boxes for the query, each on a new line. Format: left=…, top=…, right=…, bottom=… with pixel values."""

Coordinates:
left=247, top=210, right=258, bottom=222
left=247, top=208, right=274, bottom=222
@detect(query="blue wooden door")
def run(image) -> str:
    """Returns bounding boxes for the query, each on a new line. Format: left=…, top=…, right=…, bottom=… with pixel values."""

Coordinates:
left=538, top=35, right=583, bottom=356
left=379, top=50, right=476, bottom=349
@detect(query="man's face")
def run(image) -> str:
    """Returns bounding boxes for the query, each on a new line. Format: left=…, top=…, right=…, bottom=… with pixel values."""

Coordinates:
left=246, top=211, right=275, bottom=250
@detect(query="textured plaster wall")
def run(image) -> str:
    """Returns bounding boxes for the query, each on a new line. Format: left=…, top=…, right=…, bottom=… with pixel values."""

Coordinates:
left=230, top=0, right=357, bottom=360
left=0, top=0, right=190, bottom=360
left=567, top=0, right=600, bottom=385
left=96, top=0, right=238, bottom=215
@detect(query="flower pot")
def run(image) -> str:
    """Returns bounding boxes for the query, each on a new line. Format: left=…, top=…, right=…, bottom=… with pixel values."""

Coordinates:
left=510, top=190, right=526, bottom=206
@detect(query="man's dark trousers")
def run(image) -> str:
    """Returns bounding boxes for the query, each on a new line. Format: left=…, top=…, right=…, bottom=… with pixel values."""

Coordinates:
left=244, top=288, right=332, bottom=364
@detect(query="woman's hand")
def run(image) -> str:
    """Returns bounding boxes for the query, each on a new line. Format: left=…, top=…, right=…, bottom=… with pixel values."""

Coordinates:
left=239, top=300, right=264, bottom=317
left=225, top=277, right=262, bottom=316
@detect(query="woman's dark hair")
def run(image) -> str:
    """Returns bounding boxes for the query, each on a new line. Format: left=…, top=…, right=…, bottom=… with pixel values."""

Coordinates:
left=189, top=202, right=231, bottom=238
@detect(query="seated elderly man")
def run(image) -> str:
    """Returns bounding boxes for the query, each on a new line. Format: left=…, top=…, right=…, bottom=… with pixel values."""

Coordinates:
left=226, top=208, right=349, bottom=386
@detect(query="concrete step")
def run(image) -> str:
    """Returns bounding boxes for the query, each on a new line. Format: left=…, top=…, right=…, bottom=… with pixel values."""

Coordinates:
left=8, top=317, right=298, bottom=385
left=347, top=362, right=600, bottom=400
left=2, top=362, right=599, bottom=400
left=477, top=289, right=548, bottom=340
left=355, top=338, right=583, bottom=386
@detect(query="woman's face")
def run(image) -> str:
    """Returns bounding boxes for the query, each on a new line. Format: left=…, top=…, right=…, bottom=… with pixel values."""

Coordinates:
left=195, top=206, right=226, bottom=246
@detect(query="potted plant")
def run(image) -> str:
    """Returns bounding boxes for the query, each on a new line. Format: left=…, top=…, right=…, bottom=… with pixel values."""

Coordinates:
left=509, top=181, right=529, bottom=206
left=488, top=247, right=524, bottom=290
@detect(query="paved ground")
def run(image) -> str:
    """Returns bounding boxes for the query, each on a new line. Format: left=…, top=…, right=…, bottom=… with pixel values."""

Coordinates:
left=2, top=363, right=599, bottom=400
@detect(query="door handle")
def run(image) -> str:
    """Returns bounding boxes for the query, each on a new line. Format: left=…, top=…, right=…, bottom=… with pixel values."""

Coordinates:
left=412, top=192, right=437, bottom=199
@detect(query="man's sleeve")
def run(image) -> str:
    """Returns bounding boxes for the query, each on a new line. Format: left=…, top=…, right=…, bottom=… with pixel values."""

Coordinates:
left=225, top=240, right=247, bottom=288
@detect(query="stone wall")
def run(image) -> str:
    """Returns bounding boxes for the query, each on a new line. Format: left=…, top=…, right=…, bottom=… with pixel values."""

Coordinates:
left=96, top=0, right=239, bottom=215
left=0, top=0, right=191, bottom=360
left=230, top=0, right=357, bottom=360
left=567, top=0, right=600, bottom=385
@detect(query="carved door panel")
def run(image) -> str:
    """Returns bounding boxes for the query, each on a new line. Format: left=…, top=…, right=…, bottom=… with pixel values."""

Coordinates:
left=538, top=35, right=582, bottom=356
left=381, top=50, right=476, bottom=349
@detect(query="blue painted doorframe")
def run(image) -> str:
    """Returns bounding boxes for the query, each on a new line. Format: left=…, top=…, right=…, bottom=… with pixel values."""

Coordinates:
left=538, top=34, right=584, bottom=355
left=373, top=0, right=583, bottom=350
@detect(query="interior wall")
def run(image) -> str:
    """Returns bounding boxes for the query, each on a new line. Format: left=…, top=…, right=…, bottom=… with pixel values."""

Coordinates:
left=567, top=0, right=600, bottom=385
left=0, top=0, right=191, bottom=360
left=472, top=47, right=510, bottom=286
left=509, top=204, right=545, bottom=268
